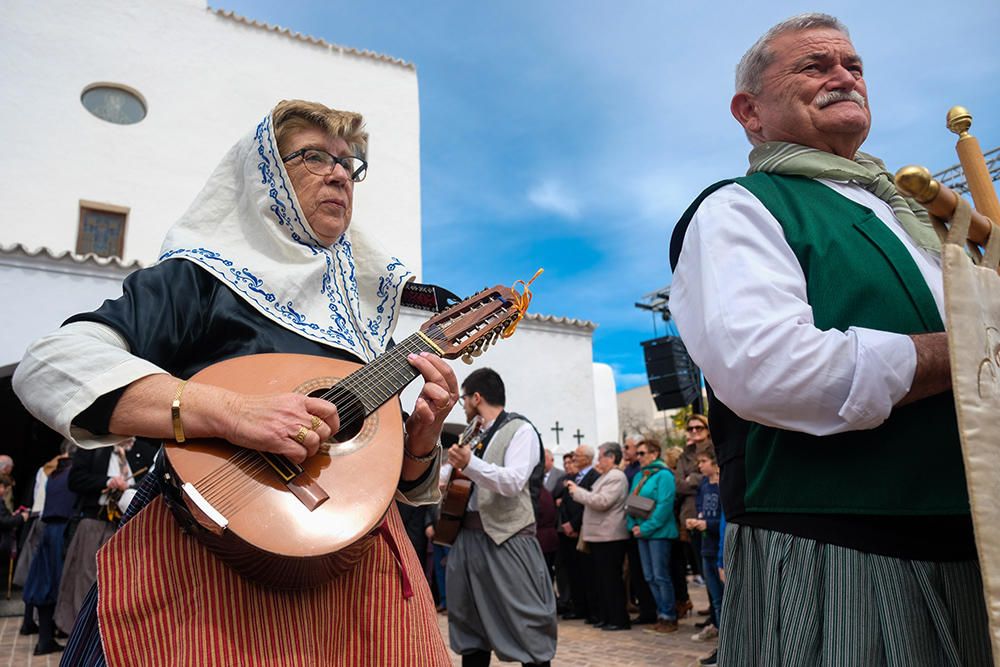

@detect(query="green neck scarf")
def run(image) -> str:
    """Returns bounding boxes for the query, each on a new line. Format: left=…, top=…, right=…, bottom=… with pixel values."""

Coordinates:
left=747, top=141, right=942, bottom=254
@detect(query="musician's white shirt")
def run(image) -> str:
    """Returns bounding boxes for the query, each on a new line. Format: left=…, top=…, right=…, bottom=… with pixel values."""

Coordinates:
left=671, top=179, right=944, bottom=436
left=461, top=420, right=540, bottom=511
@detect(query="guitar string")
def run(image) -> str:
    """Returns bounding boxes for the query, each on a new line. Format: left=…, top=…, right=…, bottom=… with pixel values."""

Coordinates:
left=197, top=449, right=260, bottom=494
left=320, top=314, right=510, bottom=432
left=327, top=297, right=509, bottom=420
left=211, top=458, right=274, bottom=514
left=202, top=455, right=269, bottom=507
left=322, top=306, right=508, bottom=427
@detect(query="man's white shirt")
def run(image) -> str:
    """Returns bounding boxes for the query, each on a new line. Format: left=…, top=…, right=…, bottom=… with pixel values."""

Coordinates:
left=671, top=179, right=944, bottom=436
left=462, top=420, right=540, bottom=511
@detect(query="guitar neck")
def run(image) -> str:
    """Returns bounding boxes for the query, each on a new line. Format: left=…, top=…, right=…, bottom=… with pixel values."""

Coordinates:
left=320, top=331, right=441, bottom=419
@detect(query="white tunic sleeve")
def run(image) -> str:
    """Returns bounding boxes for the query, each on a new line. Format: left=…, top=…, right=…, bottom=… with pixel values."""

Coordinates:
left=670, top=183, right=920, bottom=436
left=464, top=422, right=540, bottom=502
left=12, top=321, right=167, bottom=449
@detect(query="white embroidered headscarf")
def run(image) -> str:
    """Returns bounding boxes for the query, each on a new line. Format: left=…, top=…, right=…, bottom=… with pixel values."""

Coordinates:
left=159, top=107, right=412, bottom=362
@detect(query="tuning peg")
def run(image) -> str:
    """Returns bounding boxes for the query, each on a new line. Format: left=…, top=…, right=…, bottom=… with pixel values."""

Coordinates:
left=462, top=353, right=474, bottom=364
left=471, top=345, right=483, bottom=357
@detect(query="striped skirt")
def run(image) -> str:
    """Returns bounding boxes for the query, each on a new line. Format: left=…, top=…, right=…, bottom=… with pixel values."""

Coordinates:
left=93, top=496, right=449, bottom=666
left=719, top=523, right=992, bottom=667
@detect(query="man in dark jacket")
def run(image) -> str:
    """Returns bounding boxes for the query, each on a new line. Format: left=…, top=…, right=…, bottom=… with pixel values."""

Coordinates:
left=558, top=444, right=599, bottom=622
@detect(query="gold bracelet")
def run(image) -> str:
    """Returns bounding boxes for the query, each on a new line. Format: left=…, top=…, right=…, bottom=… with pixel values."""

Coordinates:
left=403, top=441, right=441, bottom=464
left=171, top=380, right=188, bottom=444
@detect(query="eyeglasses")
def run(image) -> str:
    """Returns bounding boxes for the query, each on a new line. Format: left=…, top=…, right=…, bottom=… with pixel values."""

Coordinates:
left=282, top=148, right=368, bottom=183
left=636, top=450, right=649, bottom=456
left=686, top=425, right=707, bottom=433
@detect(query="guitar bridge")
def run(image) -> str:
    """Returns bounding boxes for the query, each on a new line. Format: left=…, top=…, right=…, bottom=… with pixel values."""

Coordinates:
left=259, top=452, right=330, bottom=511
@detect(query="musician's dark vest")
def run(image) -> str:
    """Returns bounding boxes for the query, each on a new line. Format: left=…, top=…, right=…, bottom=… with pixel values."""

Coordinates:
left=670, top=175, right=970, bottom=551
left=476, top=412, right=543, bottom=545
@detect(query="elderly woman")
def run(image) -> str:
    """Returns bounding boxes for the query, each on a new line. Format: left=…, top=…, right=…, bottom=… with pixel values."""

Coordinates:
left=565, top=442, right=630, bottom=631
left=627, top=440, right=679, bottom=634
left=13, top=100, right=456, bottom=666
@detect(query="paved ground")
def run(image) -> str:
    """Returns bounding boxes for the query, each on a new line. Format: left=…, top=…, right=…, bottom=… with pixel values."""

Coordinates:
left=0, top=586, right=716, bottom=666
left=437, top=583, right=716, bottom=667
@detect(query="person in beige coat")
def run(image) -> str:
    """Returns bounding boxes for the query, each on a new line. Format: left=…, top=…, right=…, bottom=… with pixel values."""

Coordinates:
left=565, top=442, right=630, bottom=631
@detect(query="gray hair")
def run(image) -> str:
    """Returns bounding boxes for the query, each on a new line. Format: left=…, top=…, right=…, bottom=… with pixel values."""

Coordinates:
left=576, top=444, right=595, bottom=463
left=0, top=455, right=12, bottom=474
left=735, top=13, right=850, bottom=94
left=599, top=442, right=623, bottom=465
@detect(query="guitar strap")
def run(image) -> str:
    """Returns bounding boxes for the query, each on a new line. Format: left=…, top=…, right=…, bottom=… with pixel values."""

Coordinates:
left=401, top=281, right=461, bottom=313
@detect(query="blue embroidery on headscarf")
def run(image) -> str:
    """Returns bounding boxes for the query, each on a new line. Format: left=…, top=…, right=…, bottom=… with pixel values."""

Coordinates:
left=230, top=267, right=277, bottom=303
left=370, top=260, right=411, bottom=346
left=158, top=249, right=352, bottom=346
left=160, top=247, right=233, bottom=266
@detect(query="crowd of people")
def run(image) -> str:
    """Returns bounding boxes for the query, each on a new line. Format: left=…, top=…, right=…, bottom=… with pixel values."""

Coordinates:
left=394, top=413, right=724, bottom=665
left=0, top=440, right=155, bottom=656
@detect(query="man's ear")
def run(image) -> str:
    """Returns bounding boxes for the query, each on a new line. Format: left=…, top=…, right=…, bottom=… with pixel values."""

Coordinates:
left=731, top=92, right=761, bottom=135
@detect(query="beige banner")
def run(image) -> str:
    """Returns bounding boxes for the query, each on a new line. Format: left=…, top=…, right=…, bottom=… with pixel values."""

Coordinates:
left=942, top=198, right=1000, bottom=665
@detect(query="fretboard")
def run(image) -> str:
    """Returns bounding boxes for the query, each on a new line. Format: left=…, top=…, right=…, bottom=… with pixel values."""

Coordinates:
left=319, top=331, right=440, bottom=418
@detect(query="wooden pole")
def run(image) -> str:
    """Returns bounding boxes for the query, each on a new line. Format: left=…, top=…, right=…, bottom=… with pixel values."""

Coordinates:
left=947, top=106, right=1000, bottom=224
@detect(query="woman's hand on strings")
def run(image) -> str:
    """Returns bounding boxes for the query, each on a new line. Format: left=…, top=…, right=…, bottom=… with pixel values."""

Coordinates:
left=405, top=352, right=459, bottom=458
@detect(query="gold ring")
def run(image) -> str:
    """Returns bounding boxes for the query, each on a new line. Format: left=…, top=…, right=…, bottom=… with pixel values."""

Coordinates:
left=310, top=415, right=322, bottom=431
left=295, top=426, right=309, bottom=445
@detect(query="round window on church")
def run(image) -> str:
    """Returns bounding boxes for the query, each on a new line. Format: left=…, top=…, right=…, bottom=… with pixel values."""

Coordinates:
left=81, top=84, right=147, bottom=125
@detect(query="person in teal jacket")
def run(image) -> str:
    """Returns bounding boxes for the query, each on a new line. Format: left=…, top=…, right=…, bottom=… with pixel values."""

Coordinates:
left=626, top=440, right=679, bottom=633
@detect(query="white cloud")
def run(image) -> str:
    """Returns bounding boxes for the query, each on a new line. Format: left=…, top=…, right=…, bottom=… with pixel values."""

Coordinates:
left=526, top=179, right=582, bottom=219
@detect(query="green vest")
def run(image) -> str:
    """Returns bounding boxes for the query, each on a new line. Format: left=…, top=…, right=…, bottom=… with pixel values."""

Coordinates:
left=685, top=173, right=969, bottom=516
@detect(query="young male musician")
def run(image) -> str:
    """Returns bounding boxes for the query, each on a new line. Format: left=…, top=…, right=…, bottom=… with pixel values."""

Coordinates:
left=446, top=368, right=557, bottom=666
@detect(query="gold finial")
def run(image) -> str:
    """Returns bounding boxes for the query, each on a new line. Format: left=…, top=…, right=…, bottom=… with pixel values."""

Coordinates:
left=894, top=165, right=940, bottom=203
left=947, top=106, right=972, bottom=137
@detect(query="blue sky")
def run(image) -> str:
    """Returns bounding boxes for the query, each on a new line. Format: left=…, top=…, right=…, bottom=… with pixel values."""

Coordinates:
left=228, top=0, right=1000, bottom=391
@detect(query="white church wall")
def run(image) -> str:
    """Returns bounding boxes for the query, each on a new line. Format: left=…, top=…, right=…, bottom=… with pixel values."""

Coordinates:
left=591, top=363, right=620, bottom=445
left=0, top=250, right=138, bottom=370
left=1, top=0, right=421, bottom=271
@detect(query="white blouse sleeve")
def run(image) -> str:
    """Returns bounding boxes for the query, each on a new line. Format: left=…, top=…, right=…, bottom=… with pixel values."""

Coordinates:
left=12, top=321, right=166, bottom=449
left=670, top=183, right=917, bottom=436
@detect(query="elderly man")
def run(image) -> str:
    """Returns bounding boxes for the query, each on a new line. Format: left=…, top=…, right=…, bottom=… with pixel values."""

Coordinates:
left=558, top=444, right=599, bottom=622
left=670, top=13, right=990, bottom=666
left=542, top=449, right=565, bottom=494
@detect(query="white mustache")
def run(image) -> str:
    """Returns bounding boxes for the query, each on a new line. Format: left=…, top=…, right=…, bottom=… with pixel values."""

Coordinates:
left=815, top=90, right=867, bottom=109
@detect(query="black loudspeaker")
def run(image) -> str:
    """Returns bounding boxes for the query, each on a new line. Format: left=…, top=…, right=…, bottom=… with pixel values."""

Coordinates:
left=641, top=336, right=700, bottom=411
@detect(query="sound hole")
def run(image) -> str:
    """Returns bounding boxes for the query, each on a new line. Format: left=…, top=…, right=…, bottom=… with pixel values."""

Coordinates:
left=307, top=388, right=365, bottom=443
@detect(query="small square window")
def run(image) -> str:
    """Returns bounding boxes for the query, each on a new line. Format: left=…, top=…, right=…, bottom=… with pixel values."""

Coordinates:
left=77, top=202, right=128, bottom=258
